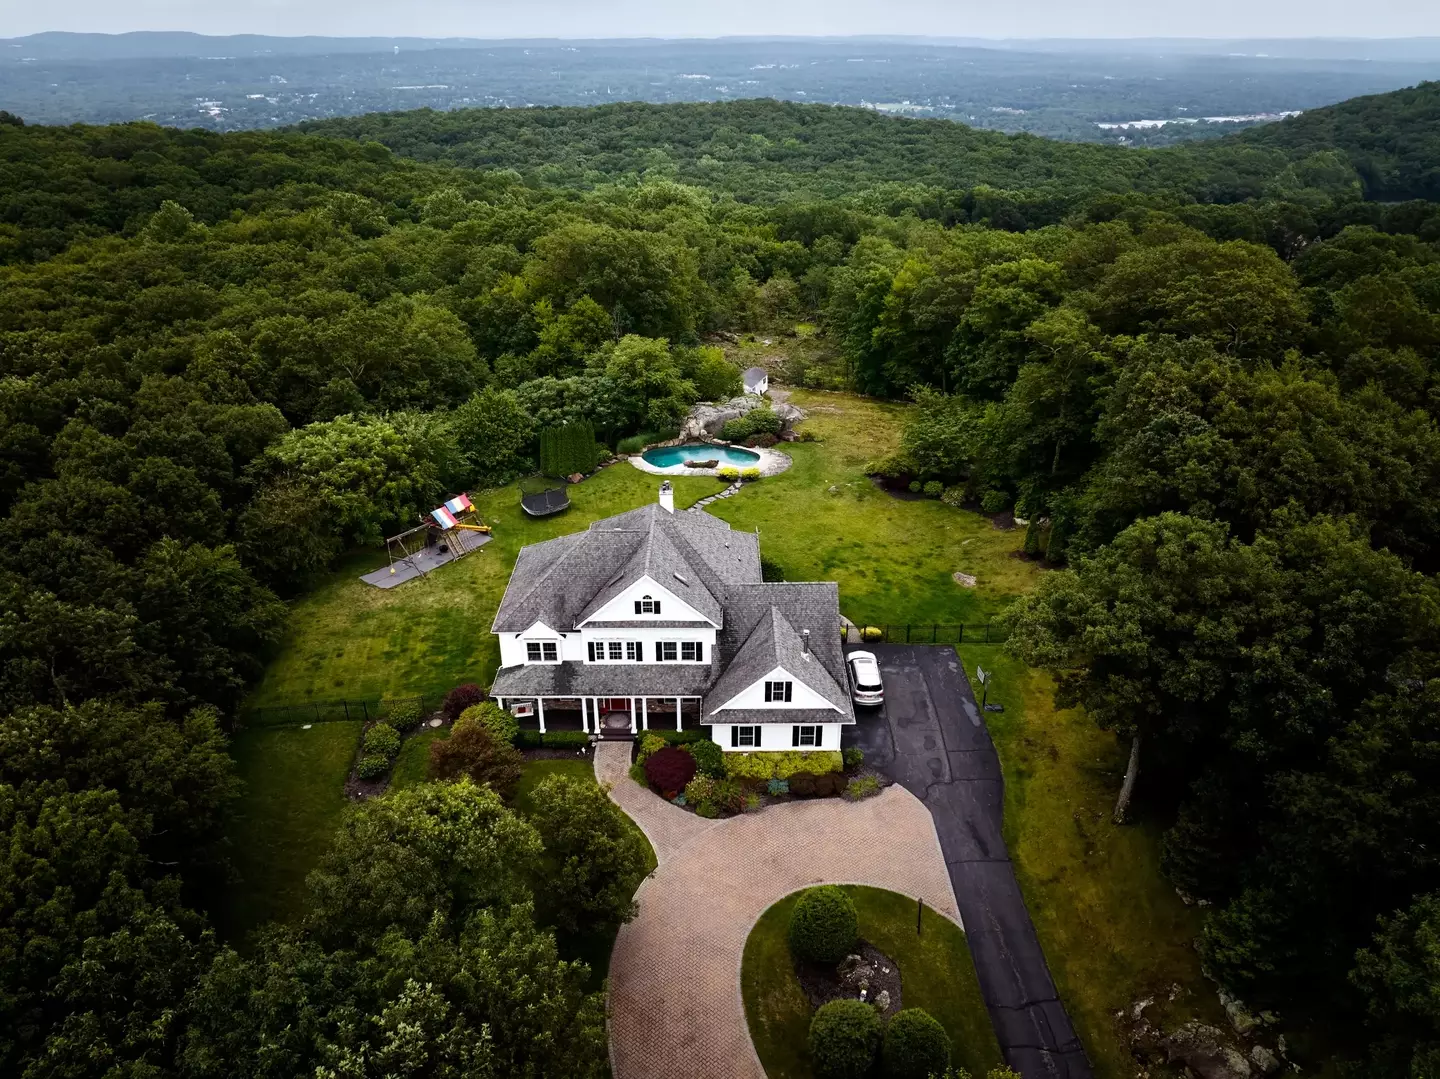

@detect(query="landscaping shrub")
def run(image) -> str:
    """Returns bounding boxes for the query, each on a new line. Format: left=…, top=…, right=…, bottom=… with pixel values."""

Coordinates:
left=865, top=450, right=917, bottom=482
left=637, top=731, right=667, bottom=763
left=744, top=433, right=779, bottom=448
left=768, top=778, right=790, bottom=796
left=538, top=420, right=600, bottom=478
left=363, top=722, right=401, bottom=761
left=909, top=480, right=922, bottom=493
left=440, top=683, right=485, bottom=722
left=741, top=467, right=761, bottom=481
left=796, top=428, right=819, bottom=442
left=788, top=885, right=859, bottom=964
left=720, top=408, right=783, bottom=442
left=717, top=465, right=740, bottom=482
left=724, top=750, right=843, bottom=781
left=684, top=739, right=726, bottom=778
left=1023, top=518, right=1043, bottom=558
left=657, top=729, right=707, bottom=745
left=745, top=793, right=763, bottom=811
left=789, top=771, right=848, bottom=798
left=383, top=699, right=425, bottom=732
left=460, top=701, right=519, bottom=746
left=843, top=747, right=864, bottom=771
left=980, top=488, right=1010, bottom=514
left=847, top=775, right=882, bottom=800
left=356, top=754, right=390, bottom=780
left=643, top=746, right=697, bottom=797
left=923, top=480, right=944, bottom=498
left=695, top=802, right=719, bottom=818
left=629, top=760, right=648, bottom=785
left=539, top=730, right=589, bottom=749
left=429, top=714, right=524, bottom=802
left=615, top=434, right=648, bottom=455
left=881, top=1008, right=951, bottom=1079
left=862, top=626, right=883, bottom=642
left=941, top=485, right=966, bottom=507
left=808, top=999, right=883, bottom=1079
left=685, top=775, right=747, bottom=814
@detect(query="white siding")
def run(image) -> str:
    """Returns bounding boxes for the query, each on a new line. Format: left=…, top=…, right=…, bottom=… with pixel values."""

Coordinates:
left=581, top=575, right=714, bottom=626
left=498, top=621, right=583, bottom=666
left=580, top=626, right=717, bottom=664
left=710, top=664, right=840, bottom=713
left=710, top=722, right=839, bottom=752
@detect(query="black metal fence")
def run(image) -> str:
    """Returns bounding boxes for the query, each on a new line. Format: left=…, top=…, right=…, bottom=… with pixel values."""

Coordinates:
left=242, top=694, right=435, bottom=729
left=845, top=623, right=1009, bottom=645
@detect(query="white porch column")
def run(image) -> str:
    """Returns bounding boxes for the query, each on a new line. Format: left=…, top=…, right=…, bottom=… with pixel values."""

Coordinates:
left=537, top=697, right=546, bottom=735
left=676, top=697, right=682, bottom=731
left=641, top=697, right=649, bottom=731
left=580, top=697, right=588, bottom=734
left=629, top=697, right=637, bottom=734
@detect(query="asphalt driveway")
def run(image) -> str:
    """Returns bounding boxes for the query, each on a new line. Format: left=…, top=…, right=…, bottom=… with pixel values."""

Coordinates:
left=844, top=644, right=1093, bottom=1079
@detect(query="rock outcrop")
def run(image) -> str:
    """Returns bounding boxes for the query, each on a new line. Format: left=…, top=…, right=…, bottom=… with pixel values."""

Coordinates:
left=678, top=396, right=808, bottom=441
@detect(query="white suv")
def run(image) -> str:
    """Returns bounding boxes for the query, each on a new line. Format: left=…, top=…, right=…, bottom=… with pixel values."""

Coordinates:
left=846, top=650, right=884, bottom=707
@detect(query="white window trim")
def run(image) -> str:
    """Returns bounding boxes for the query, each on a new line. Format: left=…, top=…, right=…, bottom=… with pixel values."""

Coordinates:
left=793, top=724, right=822, bottom=747
left=588, top=639, right=644, bottom=663
left=526, top=641, right=560, bottom=664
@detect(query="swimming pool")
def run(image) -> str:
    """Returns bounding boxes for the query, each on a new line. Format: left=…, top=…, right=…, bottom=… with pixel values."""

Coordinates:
left=641, top=443, right=761, bottom=469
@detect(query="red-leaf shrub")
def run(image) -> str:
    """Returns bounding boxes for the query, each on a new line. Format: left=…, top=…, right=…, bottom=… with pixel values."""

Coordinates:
left=442, top=683, right=485, bottom=721
left=644, top=746, right=697, bottom=797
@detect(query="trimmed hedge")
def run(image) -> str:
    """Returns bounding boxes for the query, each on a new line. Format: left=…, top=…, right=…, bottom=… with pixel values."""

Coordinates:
left=724, top=750, right=844, bottom=781
left=514, top=730, right=591, bottom=749
left=881, top=1008, right=951, bottom=1079
left=382, top=699, right=424, bottom=732
left=789, top=885, right=859, bottom=964
left=808, top=999, right=883, bottom=1079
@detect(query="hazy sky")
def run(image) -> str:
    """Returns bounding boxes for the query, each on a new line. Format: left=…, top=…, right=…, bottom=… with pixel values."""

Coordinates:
left=5, top=0, right=1440, bottom=40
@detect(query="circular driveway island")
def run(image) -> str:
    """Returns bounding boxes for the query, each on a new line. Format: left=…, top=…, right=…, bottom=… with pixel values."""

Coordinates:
left=594, top=741, right=960, bottom=1079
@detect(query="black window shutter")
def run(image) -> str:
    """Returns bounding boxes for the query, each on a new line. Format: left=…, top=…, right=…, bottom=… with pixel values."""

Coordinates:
left=635, top=641, right=643, bottom=662
left=695, top=642, right=704, bottom=662
left=653, top=600, right=660, bottom=614
left=784, top=682, right=793, bottom=702
left=588, top=641, right=596, bottom=661
left=731, top=726, right=739, bottom=748
left=792, top=725, right=800, bottom=747
left=764, top=682, right=773, bottom=702
left=634, top=600, right=642, bottom=614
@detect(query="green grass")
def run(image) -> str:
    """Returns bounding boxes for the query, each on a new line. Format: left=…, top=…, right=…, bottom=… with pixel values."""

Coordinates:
left=223, top=721, right=361, bottom=939
left=742, top=885, right=1003, bottom=1079
left=243, top=466, right=726, bottom=709
left=962, top=644, right=1225, bottom=1079
left=388, top=726, right=448, bottom=790
left=706, top=389, right=1029, bottom=627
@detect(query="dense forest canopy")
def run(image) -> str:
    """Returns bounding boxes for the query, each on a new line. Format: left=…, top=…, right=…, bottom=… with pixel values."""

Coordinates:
left=2, top=84, right=1440, bottom=1076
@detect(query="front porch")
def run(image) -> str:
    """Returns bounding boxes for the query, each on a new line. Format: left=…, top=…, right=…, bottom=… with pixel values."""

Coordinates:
left=493, top=694, right=707, bottom=736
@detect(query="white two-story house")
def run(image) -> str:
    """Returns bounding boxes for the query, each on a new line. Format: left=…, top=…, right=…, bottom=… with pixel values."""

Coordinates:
left=489, top=481, right=854, bottom=750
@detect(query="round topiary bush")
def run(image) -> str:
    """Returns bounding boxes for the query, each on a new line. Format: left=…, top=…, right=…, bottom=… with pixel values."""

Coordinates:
left=788, top=885, right=859, bottom=964
left=809, top=998, right=883, bottom=1079
left=363, top=722, right=401, bottom=760
left=383, top=699, right=423, bottom=732
left=356, top=754, right=390, bottom=780
left=644, top=745, right=697, bottom=797
left=881, top=1008, right=951, bottom=1079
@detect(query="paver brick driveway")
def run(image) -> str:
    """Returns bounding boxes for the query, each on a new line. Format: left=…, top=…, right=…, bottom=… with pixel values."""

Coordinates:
left=595, top=739, right=959, bottom=1079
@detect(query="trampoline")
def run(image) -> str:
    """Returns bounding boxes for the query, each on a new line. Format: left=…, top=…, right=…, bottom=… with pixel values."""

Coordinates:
left=521, top=487, right=571, bottom=517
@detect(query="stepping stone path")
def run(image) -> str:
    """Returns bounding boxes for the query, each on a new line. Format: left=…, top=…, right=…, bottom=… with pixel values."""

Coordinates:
left=687, top=480, right=743, bottom=511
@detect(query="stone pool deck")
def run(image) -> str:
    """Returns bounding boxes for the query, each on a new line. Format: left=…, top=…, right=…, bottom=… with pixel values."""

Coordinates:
left=627, top=444, right=792, bottom=478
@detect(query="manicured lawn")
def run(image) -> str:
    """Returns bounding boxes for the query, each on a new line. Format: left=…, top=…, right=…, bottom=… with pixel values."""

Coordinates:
left=222, top=721, right=361, bottom=940
left=243, top=466, right=725, bottom=709
left=962, top=644, right=1226, bottom=1079
left=742, top=885, right=1003, bottom=1079
left=388, top=725, right=448, bottom=790
left=706, top=389, right=1030, bottom=627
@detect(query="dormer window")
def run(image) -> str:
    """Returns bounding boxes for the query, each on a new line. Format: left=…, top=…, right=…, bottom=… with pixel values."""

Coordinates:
left=526, top=642, right=559, bottom=663
left=764, top=680, right=793, bottom=703
left=635, top=595, right=661, bottom=615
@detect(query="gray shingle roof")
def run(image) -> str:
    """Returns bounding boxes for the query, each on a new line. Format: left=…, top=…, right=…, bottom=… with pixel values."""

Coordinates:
left=743, top=366, right=766, bottom=381
left=493, top=502, right=754, bottom=632
left=708, top=587, right=852, bottom=718
left=706, top=708, right=849, bottom=726
left=491, top=659, right=715, bottom=699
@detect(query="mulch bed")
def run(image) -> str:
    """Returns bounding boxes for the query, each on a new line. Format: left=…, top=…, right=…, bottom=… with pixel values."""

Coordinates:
left=867, top=475, right=929, bottom=501
left=795, top=941, right=903, bottom=1018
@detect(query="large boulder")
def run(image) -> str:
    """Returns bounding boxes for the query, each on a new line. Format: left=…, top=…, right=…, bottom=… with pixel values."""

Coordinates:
left=1154, top=1022, right=1253, bottom=1079
left=679, top=396, right=766, bottom=440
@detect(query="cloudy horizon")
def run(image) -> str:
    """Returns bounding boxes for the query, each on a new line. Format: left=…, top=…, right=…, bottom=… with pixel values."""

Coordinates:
left=5, top=0, right=1440, bottom=43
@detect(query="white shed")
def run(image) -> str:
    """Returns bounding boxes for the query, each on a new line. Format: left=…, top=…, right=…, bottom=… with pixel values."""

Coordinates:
left=743, top=366, right=768, bottom=395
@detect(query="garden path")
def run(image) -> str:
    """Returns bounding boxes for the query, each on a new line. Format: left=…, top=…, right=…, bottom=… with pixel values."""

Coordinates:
left=594, top=740, right=960, bottom=1079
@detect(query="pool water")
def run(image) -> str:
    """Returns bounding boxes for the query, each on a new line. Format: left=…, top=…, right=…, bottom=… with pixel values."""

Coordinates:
left=641, top=443, right=762, bottom=468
